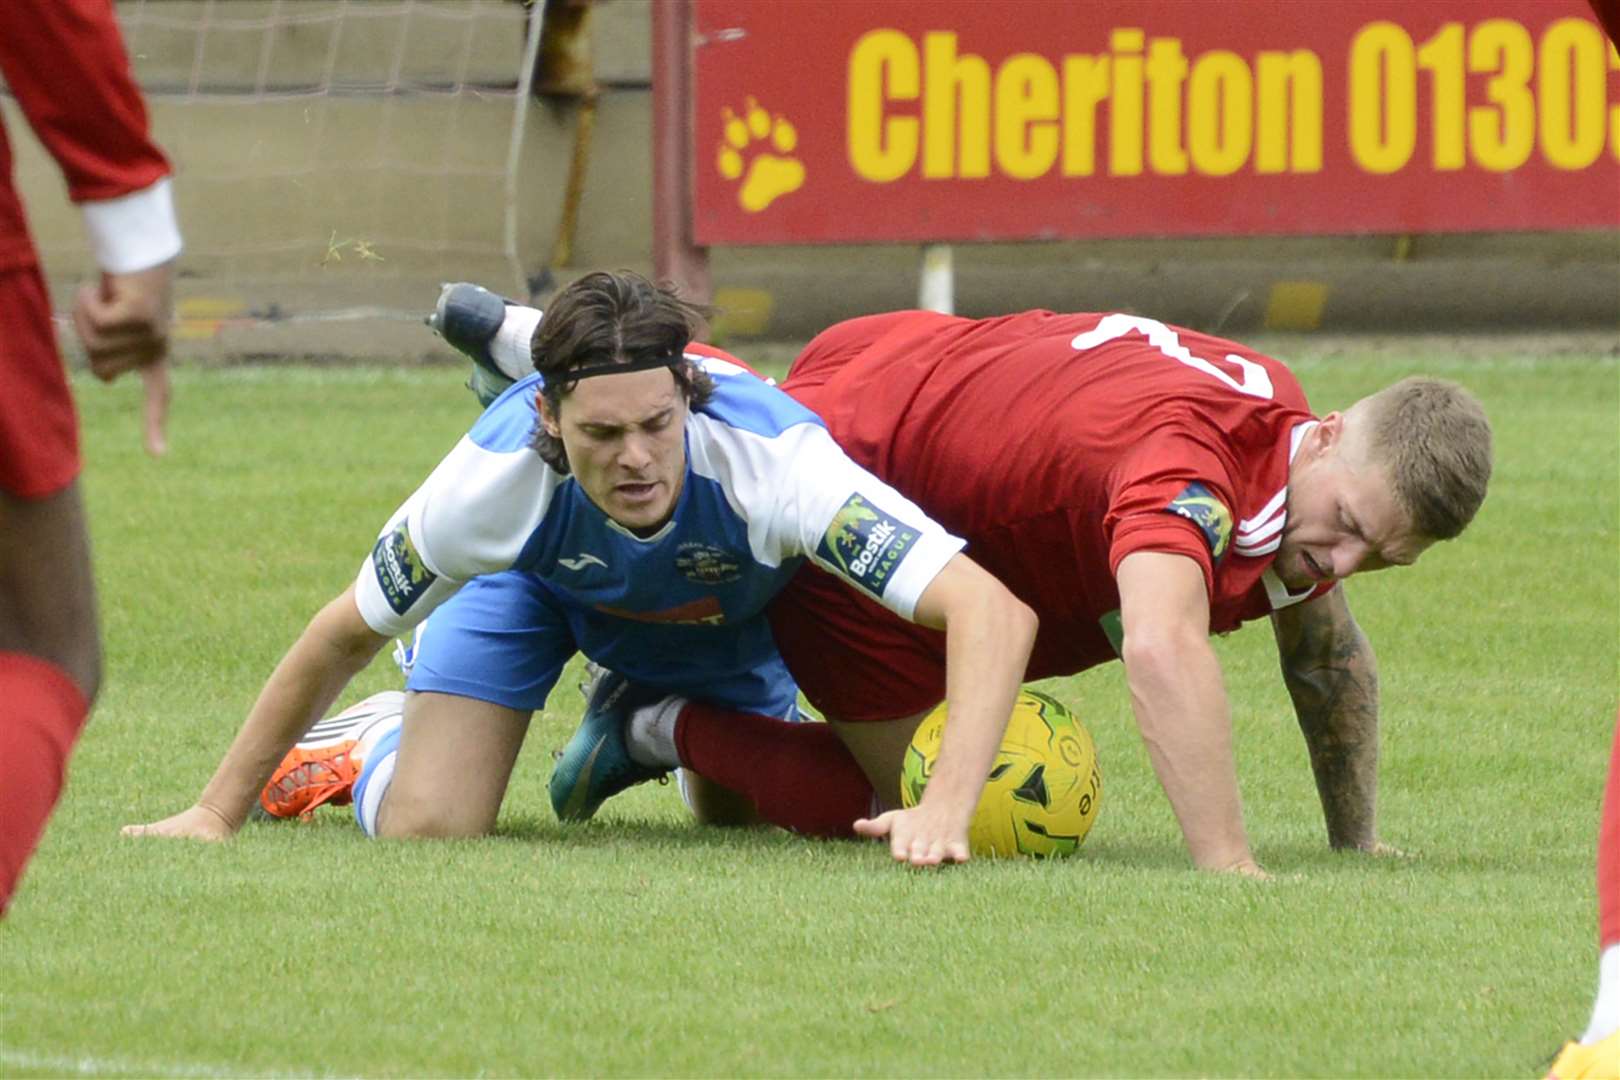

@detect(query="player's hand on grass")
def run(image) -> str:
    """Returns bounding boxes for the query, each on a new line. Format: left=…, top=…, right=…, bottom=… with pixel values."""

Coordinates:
left=73, top=262, right=175, bottom=456
left=121, top=803, right=236, bottom=841
left=854, top=804, right=972, bottom=867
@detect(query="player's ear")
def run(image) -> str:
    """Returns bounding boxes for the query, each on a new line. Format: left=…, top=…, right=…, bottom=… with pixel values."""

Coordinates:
left=537, top=390, right=562, bottom=439
left=1312, top=412, right=1345, bottom=457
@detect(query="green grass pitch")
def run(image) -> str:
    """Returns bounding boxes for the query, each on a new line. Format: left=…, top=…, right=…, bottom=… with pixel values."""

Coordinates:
left=1, top=343, right=1615, bottom=1078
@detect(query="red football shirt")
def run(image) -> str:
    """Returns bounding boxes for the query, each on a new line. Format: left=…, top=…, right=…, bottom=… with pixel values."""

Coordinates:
left=779, top=309, right=1332, bottom=700
left=0, top=0, right=171, bottom=271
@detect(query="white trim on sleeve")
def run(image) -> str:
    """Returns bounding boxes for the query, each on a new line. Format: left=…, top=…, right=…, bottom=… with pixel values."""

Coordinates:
left=81, top=177, right=183, bottom=274
left=869, top=529, right=964, bottom=622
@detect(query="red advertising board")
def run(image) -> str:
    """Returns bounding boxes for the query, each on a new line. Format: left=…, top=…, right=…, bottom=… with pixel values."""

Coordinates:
left=689, top=1, right=1620, bottom=245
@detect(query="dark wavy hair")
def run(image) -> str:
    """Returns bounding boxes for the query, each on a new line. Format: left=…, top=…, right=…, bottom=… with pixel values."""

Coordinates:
left=529, top=271, right=714, bottom=473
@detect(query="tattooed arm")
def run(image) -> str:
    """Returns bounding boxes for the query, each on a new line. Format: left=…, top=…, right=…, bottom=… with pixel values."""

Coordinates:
left=1270, top=585, right=1385, bottom=851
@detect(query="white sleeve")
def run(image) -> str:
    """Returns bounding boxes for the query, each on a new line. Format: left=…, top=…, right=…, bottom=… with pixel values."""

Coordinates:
left=81, top=177, right=183, bottom=274
left=352, top=492, right=466, bottom=639
left=352, top=435, right=564, bottom=637
left=691, top=418, right=964, bottom=622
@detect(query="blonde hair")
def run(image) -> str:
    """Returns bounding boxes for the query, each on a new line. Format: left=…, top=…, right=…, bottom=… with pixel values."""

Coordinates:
left=1355, top=376, right=1492, bottom=540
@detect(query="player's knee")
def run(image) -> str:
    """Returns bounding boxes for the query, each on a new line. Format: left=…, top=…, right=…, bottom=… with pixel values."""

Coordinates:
left=374, top=795, right=496, bottom=839
left=0, top=620, right=102, bottom=705
left=0, top=485, right=101, bottom=701
left=62, top=631, right=103, bottom=706
left=44, top=619, right=102, bottom=705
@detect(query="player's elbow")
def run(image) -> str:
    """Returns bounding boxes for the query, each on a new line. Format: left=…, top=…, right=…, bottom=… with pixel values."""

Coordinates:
left=1120, top=619, right=1208, bottom=693
left=921, top=556, right=1038, bottom=652
left=1009, top=593, right=1038, bottom=651
left=310, top=589, right=391, bottom=667
left=983, top=586, right=1038, bottom=660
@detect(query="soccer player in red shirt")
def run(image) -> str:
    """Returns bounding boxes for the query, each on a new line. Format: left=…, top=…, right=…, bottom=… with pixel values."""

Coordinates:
left=610, top=308, right=1492, bottom=875
left=1544, top=716, right=1620, bottom=1078
left=0, top=0, right=181, bottom=914
left=1545, top=6, right=1619, bottom=1074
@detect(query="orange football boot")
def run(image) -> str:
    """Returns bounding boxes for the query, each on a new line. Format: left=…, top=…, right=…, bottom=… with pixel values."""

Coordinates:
left=258, top=691, right=404, bottom=820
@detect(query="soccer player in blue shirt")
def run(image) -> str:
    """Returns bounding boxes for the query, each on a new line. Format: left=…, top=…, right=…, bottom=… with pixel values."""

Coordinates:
left=123, top=271, right=1035, bottom=865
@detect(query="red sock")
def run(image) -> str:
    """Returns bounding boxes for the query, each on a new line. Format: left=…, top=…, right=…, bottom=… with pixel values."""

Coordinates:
left=1600, top=712, right=1620, bottom=949
left=674, top=702, right=874, bottom=838
left=0, top=652, right=90, bottom=915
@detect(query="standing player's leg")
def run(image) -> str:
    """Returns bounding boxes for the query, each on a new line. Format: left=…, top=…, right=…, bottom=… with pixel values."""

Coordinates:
left=1548, top=714, right=1620, bottom=1079
left=1588, top=715, right=1620, bottom=1043
left=0, top=266, right=100, bottom=914
left=0, top=486, right=101, bottom=912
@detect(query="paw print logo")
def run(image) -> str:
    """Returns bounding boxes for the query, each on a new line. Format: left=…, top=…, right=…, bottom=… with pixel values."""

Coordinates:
left=716, top=99, right=805, bottom=214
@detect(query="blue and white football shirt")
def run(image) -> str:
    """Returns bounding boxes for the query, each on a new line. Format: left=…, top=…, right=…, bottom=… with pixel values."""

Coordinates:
left=353, top=349, right=964, bottom=711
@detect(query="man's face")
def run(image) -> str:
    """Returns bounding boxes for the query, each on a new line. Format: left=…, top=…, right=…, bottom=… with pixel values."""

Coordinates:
left=541, top=367, right=688, bottom=534
left=1275, top=411, right=1432, bottom=591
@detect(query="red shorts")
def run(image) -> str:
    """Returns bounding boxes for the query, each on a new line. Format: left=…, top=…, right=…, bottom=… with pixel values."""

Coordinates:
left=767, top=563, right=947, bottom=724
left=768, top=311, right=954, bottom=724
left=0, top=266, right=78, bottom=498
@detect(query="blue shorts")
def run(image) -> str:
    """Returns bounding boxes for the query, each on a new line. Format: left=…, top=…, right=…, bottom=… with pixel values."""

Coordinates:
left=404, top=570, right=800, bottom=719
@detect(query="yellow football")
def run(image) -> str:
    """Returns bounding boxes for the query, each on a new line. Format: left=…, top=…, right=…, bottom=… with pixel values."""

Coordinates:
left=900, top=688, right=1102, bottom=858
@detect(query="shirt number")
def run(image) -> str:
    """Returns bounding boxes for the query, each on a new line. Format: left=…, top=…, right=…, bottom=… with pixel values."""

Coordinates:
left=1071, top=314, right=1274, bottom=400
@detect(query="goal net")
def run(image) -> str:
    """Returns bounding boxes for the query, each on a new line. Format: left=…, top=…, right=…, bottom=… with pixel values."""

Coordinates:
left=7, top=0, right=545, bottom=347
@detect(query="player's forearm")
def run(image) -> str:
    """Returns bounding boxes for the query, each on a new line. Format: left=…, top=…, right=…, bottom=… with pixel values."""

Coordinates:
left=919, top=578, right=1037, bottom=827
left=197, top=593, right=387, bottom=829
left=1123, top=632, right=1254, bottom=871
left=1277, top=605, right=1381, bottom=849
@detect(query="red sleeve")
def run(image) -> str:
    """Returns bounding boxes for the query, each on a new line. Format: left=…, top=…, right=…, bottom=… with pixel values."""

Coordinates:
left=1105, top=430, right=1239, bottom=602
left=0, top=0, right=170, bottom=202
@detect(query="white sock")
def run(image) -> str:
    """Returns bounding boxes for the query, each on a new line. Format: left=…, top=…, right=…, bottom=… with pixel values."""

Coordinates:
left=1582, top=942, right=1620, bottom=1044
left=354, top=750, right=396, bottom=838
left=351, top=710, right=404, bottom=839
left=626, top=696, right=685, bottom=768
left=492, top=306, right=541, bottom=380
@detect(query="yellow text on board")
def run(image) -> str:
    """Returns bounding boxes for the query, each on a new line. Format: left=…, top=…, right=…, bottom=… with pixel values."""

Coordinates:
left=846, top=21, right=1620, bottom=181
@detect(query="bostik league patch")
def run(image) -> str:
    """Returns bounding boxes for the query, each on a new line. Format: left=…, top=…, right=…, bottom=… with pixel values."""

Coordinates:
left=372, top=522, right=437, bottom=615
left=1165, top=482, right=1233, bottom=561
left=816, top=493, right=921, bottom=599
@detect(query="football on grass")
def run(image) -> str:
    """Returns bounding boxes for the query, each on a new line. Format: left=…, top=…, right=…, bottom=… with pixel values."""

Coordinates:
left=900, top=688, right=1102, bottom=858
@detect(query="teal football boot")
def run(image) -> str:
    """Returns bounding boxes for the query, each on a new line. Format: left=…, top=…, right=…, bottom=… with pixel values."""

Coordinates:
left=426, top=282, right=520, bottom=407
left=549, top=668, right=670, bottom=822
